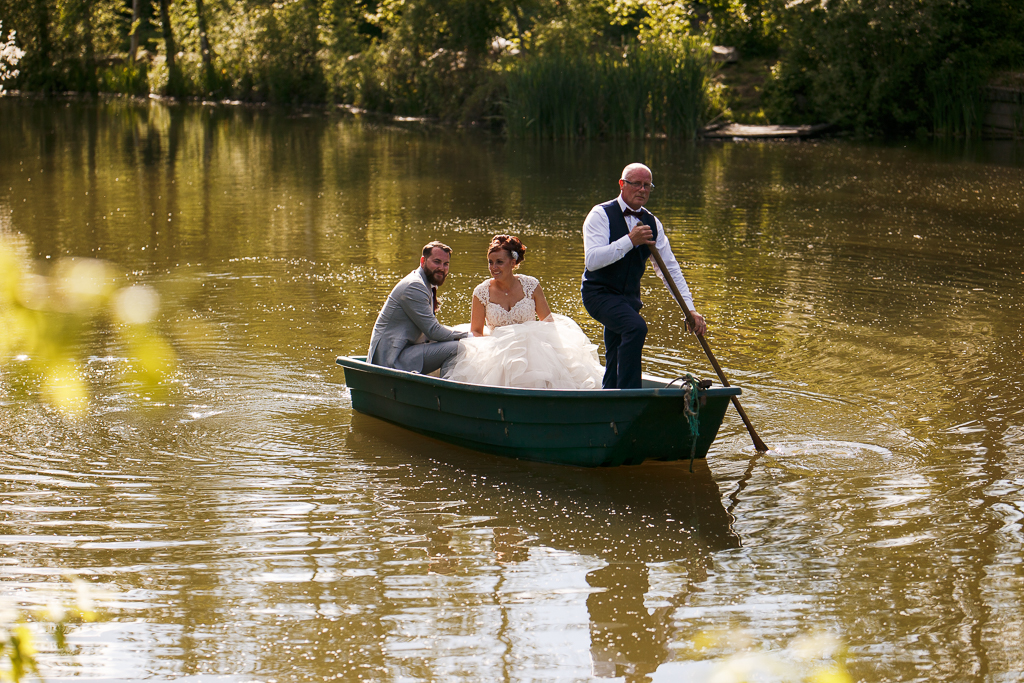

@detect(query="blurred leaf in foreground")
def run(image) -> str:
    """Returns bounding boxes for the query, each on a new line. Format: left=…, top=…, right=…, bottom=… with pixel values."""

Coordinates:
left=1, top=578, right=108, bottom=682
left=0, top=237, right=178, bottom=417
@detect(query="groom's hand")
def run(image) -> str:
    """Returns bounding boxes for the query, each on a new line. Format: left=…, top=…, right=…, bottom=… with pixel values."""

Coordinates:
left=628, top=224, right=655, bottom=246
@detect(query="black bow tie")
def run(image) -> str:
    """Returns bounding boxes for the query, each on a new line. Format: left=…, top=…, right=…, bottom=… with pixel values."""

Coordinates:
left=623, top=209, right=644, bottom=218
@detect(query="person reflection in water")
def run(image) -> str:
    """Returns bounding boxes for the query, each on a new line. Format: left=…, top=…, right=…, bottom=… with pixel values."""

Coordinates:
left=587, top=563, right=673, bottom=679
left=367, top=241, right=469, bottom=375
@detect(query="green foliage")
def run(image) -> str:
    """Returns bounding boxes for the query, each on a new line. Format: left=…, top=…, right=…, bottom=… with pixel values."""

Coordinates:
left=763, top=0, right=1024, bottom=137
left=98, top=60, right=148, bottom=95
left=221, top=0, right=326, bottom=103
left=379, top=0, right=505, bottom=58
left=1, top=578, right=104, bottom=682
left=0, top=239, right=177, bottom=418
left=610, top=0, right=786, bottom=56
left=339, top=40, right=502, bottom=121
left=505, top=40, right=716, bottom=139
left=0, top=0, right=131, bottom=92
left=2, top=0, right=1020, bottom=135
left=335, top=0, right=510, bottom=119
left=700, top=0, right=786, bottom=57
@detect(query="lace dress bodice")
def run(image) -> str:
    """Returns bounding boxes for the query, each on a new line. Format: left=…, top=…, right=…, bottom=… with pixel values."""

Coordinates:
left=473, top=275, right=539, bottom=329
left=448, top=274, right=604, bottom=389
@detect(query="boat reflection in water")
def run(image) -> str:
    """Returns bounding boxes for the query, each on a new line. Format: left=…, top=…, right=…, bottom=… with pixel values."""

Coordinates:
left=346, top=412, right=740, bottom=680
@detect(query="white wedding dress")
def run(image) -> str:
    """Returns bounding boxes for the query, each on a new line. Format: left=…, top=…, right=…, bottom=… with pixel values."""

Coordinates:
left=445, top=275, right=605, bottom=389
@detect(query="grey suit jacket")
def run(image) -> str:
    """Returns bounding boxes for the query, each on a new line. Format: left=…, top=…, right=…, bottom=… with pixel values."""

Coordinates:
left=367, top=267, right=467, bottom=370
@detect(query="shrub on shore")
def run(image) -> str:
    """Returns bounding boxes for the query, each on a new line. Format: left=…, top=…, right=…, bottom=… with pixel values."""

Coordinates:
left=0, top=0, right=719, bottom=135
left=1, top=0, right=1020, bottom=137
left=762, top=0, right=1024, bottom=137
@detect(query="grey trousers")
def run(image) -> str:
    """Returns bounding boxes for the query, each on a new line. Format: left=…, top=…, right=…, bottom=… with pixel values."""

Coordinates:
left=394, top=340, right=462, bottom=375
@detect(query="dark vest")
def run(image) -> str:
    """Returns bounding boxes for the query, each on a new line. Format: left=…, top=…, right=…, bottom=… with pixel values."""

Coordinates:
left=582, top=200, right=659, bottom=309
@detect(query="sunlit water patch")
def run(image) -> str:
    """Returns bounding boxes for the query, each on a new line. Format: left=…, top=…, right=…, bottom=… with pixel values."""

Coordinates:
left=759, top=440, right=898, bottom=475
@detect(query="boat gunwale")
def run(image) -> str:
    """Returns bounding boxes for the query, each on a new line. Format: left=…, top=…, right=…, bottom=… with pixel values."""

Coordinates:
left=336, top=355, right=742, bottom=399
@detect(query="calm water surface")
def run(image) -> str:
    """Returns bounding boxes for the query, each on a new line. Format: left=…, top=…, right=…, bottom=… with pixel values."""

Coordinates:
left=2, top=98, right=1024, bottom=682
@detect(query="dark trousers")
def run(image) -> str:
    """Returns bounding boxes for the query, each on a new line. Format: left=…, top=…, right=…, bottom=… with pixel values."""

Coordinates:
left=582, top=289, right=647, bottom=389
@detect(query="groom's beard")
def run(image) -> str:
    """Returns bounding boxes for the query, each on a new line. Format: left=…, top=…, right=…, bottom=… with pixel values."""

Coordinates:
left=424, top=267, right=447, bottom=287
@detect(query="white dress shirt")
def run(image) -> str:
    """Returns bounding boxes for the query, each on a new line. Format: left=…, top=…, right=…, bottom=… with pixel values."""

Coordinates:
left=582, top=195, right=695, bottom=311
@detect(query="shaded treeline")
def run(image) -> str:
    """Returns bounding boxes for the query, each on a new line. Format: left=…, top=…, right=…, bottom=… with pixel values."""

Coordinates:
left=764, top=0, right=1024, bottom=137
left=0, top=0, right=1021, bottom=137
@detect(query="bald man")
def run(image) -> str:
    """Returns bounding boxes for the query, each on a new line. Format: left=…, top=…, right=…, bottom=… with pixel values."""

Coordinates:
left=581, top=163, right=707, bottom=389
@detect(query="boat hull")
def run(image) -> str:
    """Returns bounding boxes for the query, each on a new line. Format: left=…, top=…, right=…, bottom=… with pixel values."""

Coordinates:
left=336, top=356, right=741, bottom=467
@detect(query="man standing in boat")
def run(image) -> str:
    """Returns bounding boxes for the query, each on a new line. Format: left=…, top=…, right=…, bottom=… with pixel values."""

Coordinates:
left=368, top=241, right=468, bottom=374
left=582, top=163, right=707, bottom=389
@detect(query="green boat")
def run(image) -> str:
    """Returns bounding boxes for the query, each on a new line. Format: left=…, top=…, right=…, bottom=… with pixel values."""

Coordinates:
left=336, top=355, right=741, bottom=467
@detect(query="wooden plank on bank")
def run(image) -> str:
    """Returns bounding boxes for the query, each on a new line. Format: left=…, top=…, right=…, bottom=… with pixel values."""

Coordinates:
left=701, top=122, right=832, bottom=140
left=983, top=81, right=1024, bottom=139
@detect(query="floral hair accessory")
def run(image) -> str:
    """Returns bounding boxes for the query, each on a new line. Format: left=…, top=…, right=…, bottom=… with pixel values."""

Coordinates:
left=511, top=250, right=519, bottom=261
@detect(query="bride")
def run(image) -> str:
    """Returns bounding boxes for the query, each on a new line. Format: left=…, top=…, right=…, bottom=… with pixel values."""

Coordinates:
left=445, top=234, right=605, bottom=389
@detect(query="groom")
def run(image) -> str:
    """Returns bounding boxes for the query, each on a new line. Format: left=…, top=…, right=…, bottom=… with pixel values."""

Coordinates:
left=368, top=241, right=468, bottom=374
left=581, top=163, right=707, bottom=389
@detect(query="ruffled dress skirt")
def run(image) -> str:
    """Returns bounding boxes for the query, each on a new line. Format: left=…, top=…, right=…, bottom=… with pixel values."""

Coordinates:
left=445, top=314, right=604, bottom=389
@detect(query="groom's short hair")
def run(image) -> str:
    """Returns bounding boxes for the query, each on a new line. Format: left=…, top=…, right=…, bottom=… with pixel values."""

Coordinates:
left=422, top=241, right=452, bottom=258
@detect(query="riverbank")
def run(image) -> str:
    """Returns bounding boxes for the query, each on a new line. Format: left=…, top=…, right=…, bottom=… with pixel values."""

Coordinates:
left=712, top=56, right=1024, bottom=141
left=3, top=0, right=1020, bottom=139
left=5, top=82, right=1021, bottom=145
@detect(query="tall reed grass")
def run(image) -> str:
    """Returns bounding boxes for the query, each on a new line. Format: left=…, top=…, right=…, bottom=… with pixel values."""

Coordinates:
left=504, top=41, right=716, bottom=139
left=928, top=67, right=985, bottom=138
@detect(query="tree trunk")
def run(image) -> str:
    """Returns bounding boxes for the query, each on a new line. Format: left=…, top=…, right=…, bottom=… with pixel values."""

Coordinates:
left=82, top=0, right=97, bottom=91
left=129, top=0, right=142, bottom=62
left=36, top=1, right=52, bottom=61
left=158, top=0, right=182, bottom=95
left=194, top=0, right=215, bottom=92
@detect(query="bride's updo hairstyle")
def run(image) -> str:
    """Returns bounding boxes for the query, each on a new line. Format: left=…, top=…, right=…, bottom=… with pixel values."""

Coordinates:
left=488, top=234, right=526, bottom=268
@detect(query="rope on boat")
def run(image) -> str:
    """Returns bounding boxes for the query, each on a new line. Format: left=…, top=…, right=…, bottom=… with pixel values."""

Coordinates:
left=667, top=374, right=709, bottom=472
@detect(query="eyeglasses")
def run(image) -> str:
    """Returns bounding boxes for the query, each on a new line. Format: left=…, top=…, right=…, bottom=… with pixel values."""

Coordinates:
left=621, top=179, right=655, bottom=190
